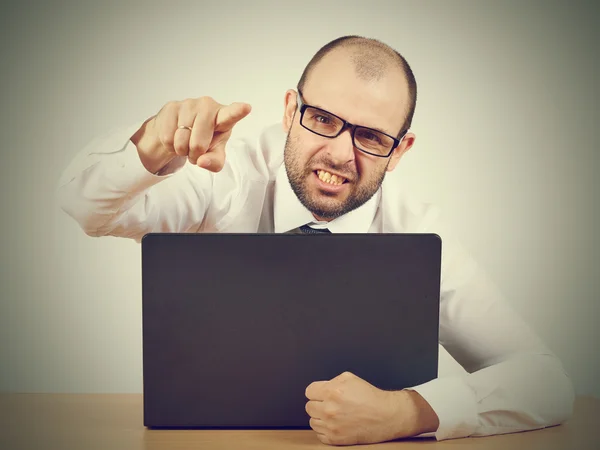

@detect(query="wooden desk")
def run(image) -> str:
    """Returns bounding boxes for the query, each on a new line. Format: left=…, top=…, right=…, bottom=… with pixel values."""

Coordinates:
left=0, top=394, right=598, bottom=449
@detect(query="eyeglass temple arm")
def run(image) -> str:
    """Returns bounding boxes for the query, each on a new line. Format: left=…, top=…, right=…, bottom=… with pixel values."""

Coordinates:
left=296, top=90, right=303, bottom=108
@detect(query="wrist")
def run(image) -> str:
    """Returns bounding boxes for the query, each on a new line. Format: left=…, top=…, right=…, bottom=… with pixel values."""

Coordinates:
left=388, top=389, right=439, bottom=439
left=131, top=116, right=176, bottom=174
left=402, top=389, right=440, bottom=436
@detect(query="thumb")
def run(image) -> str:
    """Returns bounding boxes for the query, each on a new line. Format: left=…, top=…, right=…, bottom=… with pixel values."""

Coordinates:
left=197, top=139, right=227, bottom=173
left=215, top=102, right=252, bottom=132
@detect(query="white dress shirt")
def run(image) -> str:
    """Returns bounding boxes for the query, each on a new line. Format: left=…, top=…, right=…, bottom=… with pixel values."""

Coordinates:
left=57, top=120, right=575, bottom=440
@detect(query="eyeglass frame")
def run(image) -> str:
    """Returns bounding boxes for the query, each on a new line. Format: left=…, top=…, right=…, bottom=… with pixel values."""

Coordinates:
left=296, top=89, right=409, bottom=158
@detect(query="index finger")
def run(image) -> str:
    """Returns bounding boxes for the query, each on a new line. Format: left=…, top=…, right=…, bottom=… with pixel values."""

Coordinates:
left=305, top=380, right=328, bottom=401
left=215, top=102, right=252, bottom=132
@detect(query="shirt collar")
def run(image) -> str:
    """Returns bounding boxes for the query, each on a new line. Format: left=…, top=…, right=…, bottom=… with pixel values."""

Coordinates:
left=273, top=163, right=380, bottom=234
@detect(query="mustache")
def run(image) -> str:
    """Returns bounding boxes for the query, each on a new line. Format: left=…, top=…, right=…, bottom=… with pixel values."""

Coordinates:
left=308, top=158, right=357, bottom=181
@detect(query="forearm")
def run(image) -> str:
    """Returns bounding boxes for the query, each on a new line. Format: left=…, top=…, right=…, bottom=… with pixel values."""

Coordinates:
left=57, top=121, right=189, bottom=238
left=408, top=353, right=575, bottom=440
left=58, top=144, right=159, bottom=234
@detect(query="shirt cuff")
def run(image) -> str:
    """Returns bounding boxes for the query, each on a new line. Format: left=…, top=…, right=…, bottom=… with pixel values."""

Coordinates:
left=103, top=139, right=186, bottom=195
left=84, top=118, right=186, bottom=189
left=407, top=376, right=479, bottom=440
left=103, top=139, right=165, bottom=191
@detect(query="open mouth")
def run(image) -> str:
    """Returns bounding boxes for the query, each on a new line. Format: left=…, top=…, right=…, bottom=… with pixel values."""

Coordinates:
left=315, top=169, right=349, bottom=186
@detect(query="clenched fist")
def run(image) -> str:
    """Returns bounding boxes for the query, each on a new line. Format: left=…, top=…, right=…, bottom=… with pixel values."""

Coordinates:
left=305, top=371, right=439, bottom=446
left=131, top=96, right=251, bottom=174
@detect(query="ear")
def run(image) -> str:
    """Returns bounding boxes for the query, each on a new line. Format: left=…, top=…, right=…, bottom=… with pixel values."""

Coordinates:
left=282, top=89, right=298, bottom=133
left=386, top=131, right=416, bottom=172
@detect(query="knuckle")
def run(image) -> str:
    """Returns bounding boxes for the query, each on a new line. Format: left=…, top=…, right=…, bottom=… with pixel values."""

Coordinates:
left=199, top=95, right=214, bottom=104
left=340, top=371, right=354, bottom=380
left=189, top=143, right=206, bottom=155
left=161, top=133, right=174, bottom=147
left=329, top=387, right=343, bottom=401
left=181, top=98, right=199, bottom=110
left=163, top=101, right=178, bottom=115
left=198, top=96, right=218, bottom=110
left=323, top=404, right=337, bottom=418
left=173, top=142, right=187, bottom=155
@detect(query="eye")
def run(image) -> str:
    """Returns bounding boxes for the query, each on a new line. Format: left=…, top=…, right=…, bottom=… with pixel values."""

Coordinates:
left=362, top=131, right=382, bottom=143
left=314, top=114, right=333, bottom=124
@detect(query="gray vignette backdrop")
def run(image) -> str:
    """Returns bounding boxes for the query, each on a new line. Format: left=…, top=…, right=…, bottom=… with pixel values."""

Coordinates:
left=0, top=0, right=598, bottom=399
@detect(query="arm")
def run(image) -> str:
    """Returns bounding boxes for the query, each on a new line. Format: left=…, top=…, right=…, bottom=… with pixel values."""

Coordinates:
left=406, top=219, right=575, bottom=440
left=57, top=98, right=251, bottom=242
left=303, top=201, right=574, bottom=445
left=56, top=120, right=211, bottom=242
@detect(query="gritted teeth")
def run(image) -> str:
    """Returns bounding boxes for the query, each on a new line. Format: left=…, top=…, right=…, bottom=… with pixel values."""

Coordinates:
left=316, top=170, right=347, bottom=185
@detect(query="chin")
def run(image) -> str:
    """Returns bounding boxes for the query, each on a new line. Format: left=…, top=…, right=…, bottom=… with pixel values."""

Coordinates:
left=307, top=202, right=346, bottom=221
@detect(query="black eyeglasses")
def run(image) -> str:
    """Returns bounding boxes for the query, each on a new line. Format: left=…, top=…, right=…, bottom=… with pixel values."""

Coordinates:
left=296, top=90, right=407, bottom=158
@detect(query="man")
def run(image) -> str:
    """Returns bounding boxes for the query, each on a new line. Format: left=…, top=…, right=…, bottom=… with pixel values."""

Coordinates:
left=58, top=36, right=574, bottom=445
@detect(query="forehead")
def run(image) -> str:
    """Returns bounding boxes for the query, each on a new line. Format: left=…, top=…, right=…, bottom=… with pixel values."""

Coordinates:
left=302, top=49, right=409, bottom=135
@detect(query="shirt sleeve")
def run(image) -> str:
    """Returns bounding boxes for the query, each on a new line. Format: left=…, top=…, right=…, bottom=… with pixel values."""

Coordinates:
left=405, top=209, right=575, bottom=440
left=56, top=121, right=213, bottom=242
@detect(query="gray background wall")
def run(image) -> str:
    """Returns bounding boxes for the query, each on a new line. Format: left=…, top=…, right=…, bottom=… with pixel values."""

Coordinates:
left=0, top=0, right=598, bottom=397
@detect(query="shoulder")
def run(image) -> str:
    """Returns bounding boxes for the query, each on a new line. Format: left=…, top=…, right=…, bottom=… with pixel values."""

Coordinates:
left=380, top=176, right=480, bottom=288
left=379, top=175, right=443, bottom=233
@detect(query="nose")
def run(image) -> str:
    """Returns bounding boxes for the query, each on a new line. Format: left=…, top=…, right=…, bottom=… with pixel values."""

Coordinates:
left=326, top=128, right=355, bottom=165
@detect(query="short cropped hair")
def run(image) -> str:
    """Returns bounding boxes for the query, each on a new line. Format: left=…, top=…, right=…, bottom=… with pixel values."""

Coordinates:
left=297, top=35, right=417, bottom=134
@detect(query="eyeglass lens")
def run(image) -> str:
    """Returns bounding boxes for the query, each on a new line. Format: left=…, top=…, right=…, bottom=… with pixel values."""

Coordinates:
left=302, top=107, right=394, bottom=156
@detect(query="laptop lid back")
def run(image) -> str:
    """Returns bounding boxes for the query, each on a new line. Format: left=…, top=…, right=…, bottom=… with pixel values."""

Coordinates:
left=142, top=233, right=441, bottom=428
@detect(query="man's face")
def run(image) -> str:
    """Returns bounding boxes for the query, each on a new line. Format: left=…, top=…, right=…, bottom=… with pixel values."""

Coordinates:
left=283, top=49, right=413, bottom=221
left=284, top=127, right=390, bottom=221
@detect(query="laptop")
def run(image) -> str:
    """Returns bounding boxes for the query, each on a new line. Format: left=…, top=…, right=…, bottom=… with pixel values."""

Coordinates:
left=141, top=233, right=441, bottom=428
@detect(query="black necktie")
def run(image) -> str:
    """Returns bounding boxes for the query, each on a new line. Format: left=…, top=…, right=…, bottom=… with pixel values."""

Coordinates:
left=299, top=224, right=331, bottom=234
